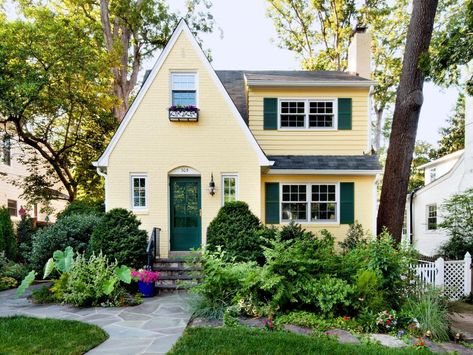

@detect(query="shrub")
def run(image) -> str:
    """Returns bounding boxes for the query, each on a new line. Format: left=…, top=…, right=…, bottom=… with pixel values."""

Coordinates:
left=339, top=221, right=367, bottom=254
left=206, top=201, right=265, bottom=263
left=279, top=221, right=314, bottom=241
left=88, top=208, right=147, bottom=268
left=354, top=270, right=385, bottom=313
left=57, top=199, right=104, bottom=219
left=31, top=285, right=58, bottom=304
left=0, top=207, right=16, bottom=259
left=0, top=254, right=28, bottom=282
left=63, top=253, right=136, bottom=307
left=0, top=276, right=17, bottom=291
left=30, top=214, right=102, bottom=272
left=16, top=216, right=36, bottom=263
left=402, top=287, right=450, bottom=341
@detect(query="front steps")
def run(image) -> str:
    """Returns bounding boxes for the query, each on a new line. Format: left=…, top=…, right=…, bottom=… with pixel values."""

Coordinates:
left=153, top=257, right=202, bottom=293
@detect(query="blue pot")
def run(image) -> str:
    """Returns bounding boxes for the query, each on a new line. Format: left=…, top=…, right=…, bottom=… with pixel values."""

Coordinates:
left=138, top=280, right=155, bottom=297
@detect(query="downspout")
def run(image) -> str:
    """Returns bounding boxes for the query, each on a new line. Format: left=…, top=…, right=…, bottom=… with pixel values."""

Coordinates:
left=96, top=166, right=108, bottom=212
left=409, top=187, right=421, bottom=245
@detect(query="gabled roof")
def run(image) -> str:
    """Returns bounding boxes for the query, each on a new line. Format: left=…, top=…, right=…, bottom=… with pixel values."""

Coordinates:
left=267, top=155, right=381, bottom=175
left=417, top=149, right=464, bottom=170
left=95, top=20, right=272, bottom=168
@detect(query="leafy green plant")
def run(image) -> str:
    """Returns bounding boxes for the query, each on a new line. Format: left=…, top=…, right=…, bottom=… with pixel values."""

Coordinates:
left=0, top=276, right=18, bottom=291
left=279, top=221, right=314, bottom=241
left=206, top=201, right=266, bottom=263
left=88, top=208, right=147, bottom=269
left=30, top=213, right=101, bottom=272
left=16, top=216, right=36, bottom=262
left=31, top=285, right=58, bottom=304
left=0, top=207, right=16, bottom=259
left=305, top=277, right=353, bottom=314
left=355, top=270, right=385, bottom=313
left=339, top=221, right=367, bottom=254
left=16, top=271, right=37, bottom=297
left=402, top=287, right=450, bottom=341
left=0, top=254, right=29, bottom=282
left=62, top=252, right=132, bottom=307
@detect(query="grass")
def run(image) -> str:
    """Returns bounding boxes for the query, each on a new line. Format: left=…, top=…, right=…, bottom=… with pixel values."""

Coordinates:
left=168, top=327, right=430, bottom=355
left=0, top=316, right=108, bottom=355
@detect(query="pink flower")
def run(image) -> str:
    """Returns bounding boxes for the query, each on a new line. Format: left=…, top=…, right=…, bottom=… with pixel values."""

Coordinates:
left=132, top=269, right=159, bottom=283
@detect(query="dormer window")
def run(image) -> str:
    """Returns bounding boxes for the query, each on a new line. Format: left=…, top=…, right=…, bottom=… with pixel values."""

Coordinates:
left=429, top=168, right=437, bottom=182
left=171, top=73, right=197, bottom=106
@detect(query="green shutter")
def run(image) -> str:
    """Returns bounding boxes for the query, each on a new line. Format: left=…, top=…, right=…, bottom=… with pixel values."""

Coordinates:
left=263, top=98, right=278, bottom=130
left=338, top=98, right=352, bottom=130
left=340, top=182, right=355, bottom=224
left=265, top=182, right=280, bottom=224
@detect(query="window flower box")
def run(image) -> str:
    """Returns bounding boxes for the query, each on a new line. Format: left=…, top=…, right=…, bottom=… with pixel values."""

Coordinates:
left=168, top=105, right=199, bottom=122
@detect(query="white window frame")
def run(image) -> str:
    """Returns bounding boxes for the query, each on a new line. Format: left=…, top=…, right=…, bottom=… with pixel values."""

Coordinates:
left=170, top=72, right=198, bottom=107
left=221, top=174, right=239, bottom=206
left=280, top=183, right=340, bottom=224
left=278, top=98, right=338, bottom=131
left=429, top=168, right=437, bottom=182
left=130, top=174, right=148, bottom=210
left=426, top=203, right=438, bottom=231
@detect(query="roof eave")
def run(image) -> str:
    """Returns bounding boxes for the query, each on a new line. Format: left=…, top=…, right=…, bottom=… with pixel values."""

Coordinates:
left=246, top=80, right=376, bottom=88
left=267, top=169, right=382, bottom=175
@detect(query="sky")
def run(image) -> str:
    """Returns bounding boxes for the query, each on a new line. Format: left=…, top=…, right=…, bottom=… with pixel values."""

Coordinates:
left=5, top=0, right=461, bottom=147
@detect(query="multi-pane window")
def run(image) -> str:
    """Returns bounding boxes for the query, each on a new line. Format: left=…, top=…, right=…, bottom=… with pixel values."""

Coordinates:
left=429, top=168, right=437, bottom=182
left=309, top=101, right=334, bottom=128
left=311, top=185, right=337, bottom=221
left=281, top=184, right=338, bottom=223
left=171, top=73, right=197, bottom=106
left=131, top=175, right=147, bottom=209
left=427, top=204, right=437, bottom=230
left=280, top=101, right=305, bottom=127
left=402, top=209, right=408, bottom=236
left=222, top=175, right=238, bottom=205
left=281, top=185, right=307, bottom=221
left=7, top=199, right=17, bottom=217
left=279, top=99, right=336, bottom=129
left=2, top=135, right=11, bottom=166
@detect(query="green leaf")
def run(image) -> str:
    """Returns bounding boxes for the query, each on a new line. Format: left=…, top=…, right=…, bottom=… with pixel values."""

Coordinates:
left=16, top=271, right=37, bottom=297
left=102, top=277, right=117, bottom=295
left=54, top=246, right=74, bottom=273
left=115, top=266, right=131, bottom=284
left=43, top=258, right=55, bottom=279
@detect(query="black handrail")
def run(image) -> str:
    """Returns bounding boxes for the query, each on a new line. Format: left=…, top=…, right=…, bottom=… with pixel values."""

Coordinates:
left=146, top=227, right=160, bottom=270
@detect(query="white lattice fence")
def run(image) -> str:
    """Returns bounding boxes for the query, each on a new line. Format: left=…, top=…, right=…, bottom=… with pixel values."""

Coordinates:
left=411, top=252, right=472, bottom=300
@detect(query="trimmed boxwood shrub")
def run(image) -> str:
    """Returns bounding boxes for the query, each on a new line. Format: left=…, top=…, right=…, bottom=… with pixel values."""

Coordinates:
left=30, top=214, right=102, bottom=272
left=206, top=201, right=267, bottom=263
left=57, top=199, right=104, bottom=219
left=88, top=208, right=147, bottom=269
left=0, top=207, right=16, bottom=260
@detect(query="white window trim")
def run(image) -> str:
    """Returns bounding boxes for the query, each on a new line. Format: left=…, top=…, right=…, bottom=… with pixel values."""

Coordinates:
left=221, top=173, right=239, bottom=206
left=279, top=182, right=340, bottom=224
left=277, top=98, right=338, bottom=131
left=170, top=71, right=199, bottom=107
left=130, top=174, right=148, bottom=211
left=426, top=203, right=438, bottom=232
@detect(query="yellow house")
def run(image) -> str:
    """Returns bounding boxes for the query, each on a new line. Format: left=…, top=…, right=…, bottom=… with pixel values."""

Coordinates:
left=95, top=20, right=380, bottom=258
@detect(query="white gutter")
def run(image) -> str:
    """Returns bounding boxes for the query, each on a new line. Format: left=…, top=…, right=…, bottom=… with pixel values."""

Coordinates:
left=246, top=80, right=376, bottom=88
left=267, top=169, right=382, bottom=175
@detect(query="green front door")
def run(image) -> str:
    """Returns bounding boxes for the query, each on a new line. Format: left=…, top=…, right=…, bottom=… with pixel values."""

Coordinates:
left=170, top=177, right=202, bottom=251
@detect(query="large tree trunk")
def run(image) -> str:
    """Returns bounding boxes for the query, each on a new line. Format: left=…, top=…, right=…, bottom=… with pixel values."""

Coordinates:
left=377, top=0, right=438, bottom=242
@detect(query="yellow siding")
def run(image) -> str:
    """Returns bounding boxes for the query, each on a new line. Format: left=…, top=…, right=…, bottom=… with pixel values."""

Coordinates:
left=106, top=32, right=261, bottom=257
left=261, top=174, right=376, bottom=242
left=248, top=87, right=370, bottom=155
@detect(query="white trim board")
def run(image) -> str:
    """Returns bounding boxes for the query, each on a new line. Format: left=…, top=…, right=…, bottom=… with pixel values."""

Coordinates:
left=95, top=19, right=272, bottom=168
left=266, top=169, right=381, bottom=175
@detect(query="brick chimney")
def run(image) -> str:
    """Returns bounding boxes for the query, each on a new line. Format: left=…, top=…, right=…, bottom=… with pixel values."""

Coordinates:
left=347, top=25, right=371, bottom=79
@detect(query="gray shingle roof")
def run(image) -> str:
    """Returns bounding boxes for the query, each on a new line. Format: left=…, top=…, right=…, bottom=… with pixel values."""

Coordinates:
left=216, top=70, right=372, bottom=124
left=268, top=155, right=382, bottom=171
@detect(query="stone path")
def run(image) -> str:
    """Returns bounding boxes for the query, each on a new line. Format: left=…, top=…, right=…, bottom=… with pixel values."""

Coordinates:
left=0, top=285, right=191, bottom=354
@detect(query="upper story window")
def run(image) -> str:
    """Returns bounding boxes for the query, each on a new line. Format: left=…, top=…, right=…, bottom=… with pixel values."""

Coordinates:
left=429, top=168, right=437, bottom=182
left=131, top=175, right=147, bottom=209
left=2, top=134, right=11, bottom=166
left=171, top=73, right=197, bottom=106
left=222, top=174, right=238, bottom=206
left=281, top=183, right=338, bottom=223
left=279, top=99, right=336, bottom=130
left=426, top=204, right=437, bottom=230
left=8, top=199, right=17, bottom=217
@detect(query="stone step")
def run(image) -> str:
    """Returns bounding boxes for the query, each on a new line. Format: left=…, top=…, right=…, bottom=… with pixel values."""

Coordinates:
left=153, top=266, right=202, bottom=272
left=159, top=274, right=203, bottom=281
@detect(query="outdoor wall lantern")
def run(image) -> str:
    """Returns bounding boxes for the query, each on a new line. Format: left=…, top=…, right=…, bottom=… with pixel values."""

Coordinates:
left=208, top=173, right=216, bottom=196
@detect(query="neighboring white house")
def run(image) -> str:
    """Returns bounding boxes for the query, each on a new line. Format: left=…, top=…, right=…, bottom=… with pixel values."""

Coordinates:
left=406, top=78, right=473, bottom=256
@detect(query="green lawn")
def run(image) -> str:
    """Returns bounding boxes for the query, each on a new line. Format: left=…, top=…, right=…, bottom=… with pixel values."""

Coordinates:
left=0, top=316, right=108, bottom=355
left=168, top=327, right=430, bottom=355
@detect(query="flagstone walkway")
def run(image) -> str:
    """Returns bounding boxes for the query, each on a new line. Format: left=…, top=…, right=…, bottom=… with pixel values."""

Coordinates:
left=0, top=285, right=191, bottom=354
